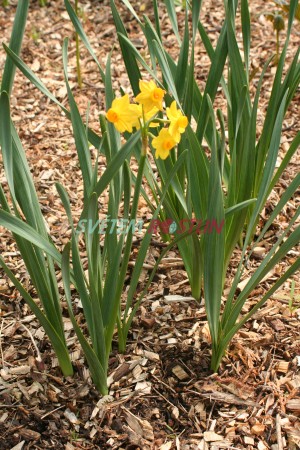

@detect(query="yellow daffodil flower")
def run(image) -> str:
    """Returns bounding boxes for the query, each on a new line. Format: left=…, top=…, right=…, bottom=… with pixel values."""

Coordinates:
left=152, top=128, right=176, bottom=160
left=106, top=94, right=141, bottom=133
left=135, top=80, right=165, bottom=113
left=166, top=101, right=188, bottom=143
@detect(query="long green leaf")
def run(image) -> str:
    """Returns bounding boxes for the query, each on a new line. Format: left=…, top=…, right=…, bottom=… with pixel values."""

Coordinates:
left=0, top=210, right=61, bottom=262
left=164, top=0, right=181, bottom=43
left=64, top=0, right=105, bottom=82
left=203, top=99, right=225, bottom=346
left=0, top=92, right=14, bottom=200
left=3, top=44, right=102, bottom=150
left=62, top=39, right=92, bottom=199
left=110, top=0, right=141, bottom=95
left=1, top=0, right=29, bottom=96
left=61, top=244, right=108, bottom=394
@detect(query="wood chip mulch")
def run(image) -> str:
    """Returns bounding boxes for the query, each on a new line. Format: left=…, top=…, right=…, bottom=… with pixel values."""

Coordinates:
left=0, top=0, right=299, bottom=449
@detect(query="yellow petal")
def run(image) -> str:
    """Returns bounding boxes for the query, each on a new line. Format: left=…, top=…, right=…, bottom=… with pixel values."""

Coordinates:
left=155, top=148, right=170, bottom=159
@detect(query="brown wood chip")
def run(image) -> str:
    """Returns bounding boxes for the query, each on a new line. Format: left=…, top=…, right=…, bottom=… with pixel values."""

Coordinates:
left=19, top=428, right=41, bottom=441
left=286, top=399, right=300, bottom=414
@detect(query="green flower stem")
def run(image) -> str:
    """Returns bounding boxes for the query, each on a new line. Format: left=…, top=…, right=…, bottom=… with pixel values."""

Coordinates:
left=141, top=106, right=149, bottom=156
left=141, top=129, right=148, bottom=157
left=117, top=152, right=147, bottom=352
left=276, top=29, right=280, bottom=63
left=150, top=118, right=170, bottom=124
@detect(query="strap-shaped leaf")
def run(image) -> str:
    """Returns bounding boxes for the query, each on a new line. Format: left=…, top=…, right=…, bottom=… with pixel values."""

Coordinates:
left=203, top=97, right=225, bottom=346
left=241, top=0, right=250, bottom=75
left=0, top=92, right=14, bottom=201
left=62, top=39, right=93, bottom=199
left=61, top=244, right=108, bottom=394
left=1, top=0, right=29, bottom=96
left=164, top=0, right=181, bottom=43
left=64, top=0, right=105, bottom=82
left=110, top=0, right=141, bottom=95
left=0, top=210, right=61, bottom=262
left=3, top=44, right=102, bottom=150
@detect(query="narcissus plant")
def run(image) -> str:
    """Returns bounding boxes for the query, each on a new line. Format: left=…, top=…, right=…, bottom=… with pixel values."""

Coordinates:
left=106, top=80, right=188, bottom=160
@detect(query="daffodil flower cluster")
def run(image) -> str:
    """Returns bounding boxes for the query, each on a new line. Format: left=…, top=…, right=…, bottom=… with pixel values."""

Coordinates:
left=106, top=80, right=188, bottom=160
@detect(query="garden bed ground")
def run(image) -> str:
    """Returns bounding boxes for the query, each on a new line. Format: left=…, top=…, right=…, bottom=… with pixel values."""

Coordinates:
left=0, top=0, right=299, bottom=449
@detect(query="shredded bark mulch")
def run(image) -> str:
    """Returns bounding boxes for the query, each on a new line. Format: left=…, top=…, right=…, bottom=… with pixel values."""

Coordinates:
left=0, top=0, right=299, bottom=449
